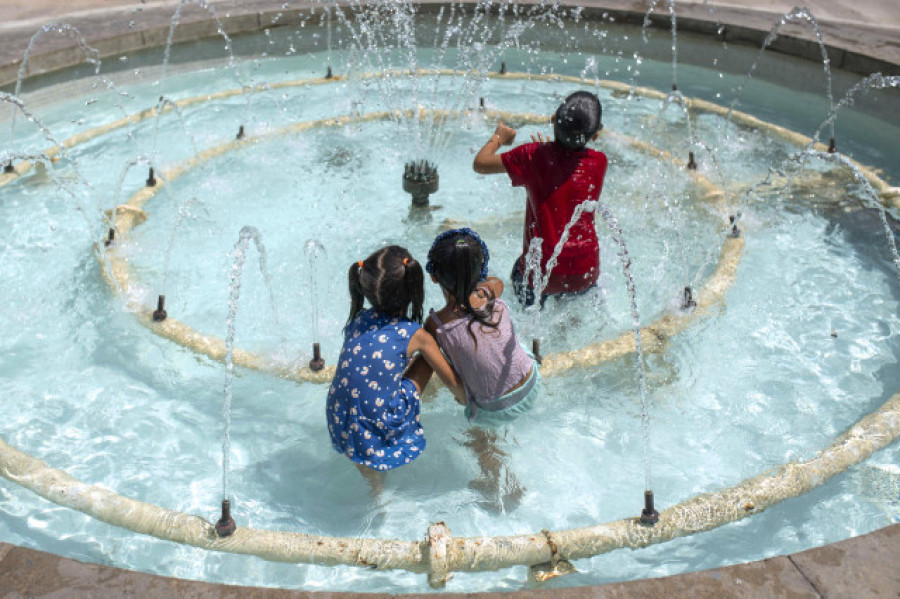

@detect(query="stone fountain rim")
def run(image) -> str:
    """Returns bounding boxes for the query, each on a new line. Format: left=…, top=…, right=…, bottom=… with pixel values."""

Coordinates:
left=0, top=0, right=897, bottom=90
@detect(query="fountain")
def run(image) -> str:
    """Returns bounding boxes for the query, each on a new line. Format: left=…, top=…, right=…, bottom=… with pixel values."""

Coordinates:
left=0, top=0, right=899, bottom=594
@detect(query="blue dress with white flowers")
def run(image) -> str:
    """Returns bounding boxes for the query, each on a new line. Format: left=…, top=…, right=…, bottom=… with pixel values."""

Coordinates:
left=326, top=309, right=425, bottom=471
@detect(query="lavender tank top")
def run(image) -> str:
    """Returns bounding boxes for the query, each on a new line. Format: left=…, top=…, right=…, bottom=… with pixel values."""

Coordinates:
left=430, top=299, right=533, bottom=404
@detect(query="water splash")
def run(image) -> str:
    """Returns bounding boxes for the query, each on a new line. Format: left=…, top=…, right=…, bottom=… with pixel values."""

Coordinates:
left=221, top=225, right=276, bottom=500
left=305, top=239, right=327, bottom=342
left=641, top=0, right=679, bottom=90
left=156, top=0, right=255, bottom=156
left=725, top=7, right=835, bottom=140
left=811, top=74, right=900, bottom=147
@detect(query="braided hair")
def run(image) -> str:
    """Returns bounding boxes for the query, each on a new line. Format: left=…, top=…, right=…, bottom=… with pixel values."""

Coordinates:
left=347, top=245, right=424, bottom=325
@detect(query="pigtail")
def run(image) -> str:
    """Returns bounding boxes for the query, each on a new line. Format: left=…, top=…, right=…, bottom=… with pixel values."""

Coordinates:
left=403, top=255, right=425, bottom=323
left=347, top=260, right=366, bottom=326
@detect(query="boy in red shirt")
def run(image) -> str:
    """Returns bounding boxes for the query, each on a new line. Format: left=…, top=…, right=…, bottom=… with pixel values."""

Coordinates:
left=473, top=91, right=607, bottom=306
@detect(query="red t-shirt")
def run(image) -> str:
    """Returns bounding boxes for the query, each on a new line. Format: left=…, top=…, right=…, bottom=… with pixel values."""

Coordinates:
left=501, top=142, right=608, bottom=295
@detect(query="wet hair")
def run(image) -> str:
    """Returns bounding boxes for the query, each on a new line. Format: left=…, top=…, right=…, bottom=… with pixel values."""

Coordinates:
left=426, top=230, right=498, bottom=346
left=553, top=91, right=603, bottom=151
left=347, top=245, right=424, bottom=325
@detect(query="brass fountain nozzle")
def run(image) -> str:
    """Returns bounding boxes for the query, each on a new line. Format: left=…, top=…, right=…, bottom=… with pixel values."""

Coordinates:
left=215, top=499, right=236, bottom=537
left=152, top=295, right=167, bottom=322
left=532, top=338, right=543, bottom=365
left=403, top=160, right=439, bottom=208
left=639, top=490, right=660, bottom=525
left=682, top=286, right=697, bottom=310
left=687, top=151, right=697, bottom=170
left=309, top=342, right=326, bottom=372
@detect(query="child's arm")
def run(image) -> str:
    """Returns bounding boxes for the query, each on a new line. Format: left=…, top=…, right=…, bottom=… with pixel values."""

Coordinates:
left=406, top=329, right=466, bottom=404
left=473, top=120, right=516, bottom=174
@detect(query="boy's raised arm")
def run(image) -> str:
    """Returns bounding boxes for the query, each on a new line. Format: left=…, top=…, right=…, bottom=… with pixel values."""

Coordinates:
left=473, top=120, right=516, bottom=174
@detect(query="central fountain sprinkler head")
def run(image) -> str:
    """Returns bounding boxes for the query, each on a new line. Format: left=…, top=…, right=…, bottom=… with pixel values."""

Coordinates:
left=3, top=161, right=14, bottom=174
left=532, top=338, right=543, bottom=365
left=681, top=286, right=697, bottom=310
left=146, top=167, right=157, bottom=187
left=309, top=342, right=326, bottom=372
left=215, top=499, right=236, bottom=537
left=687, top=151, right=697, bottom=170
left=728, top=214, right=741, bottom=238
left=402, top=160, right=439, bottom=208
left=828, top=137, right=837, bottom=153
left=479, top=97, right=485, bottom=111
left=499, top=62, right=506, bottom=75
left=639, top=490, right=660, bottom=525
left=325, top=65, right=333, bottom=79
left=104, top=227, right=115, bottom=247
left=236, top=125, right=245, bottom=140
left=152, top=295, right=168, bottom=322
left=672, top=83, right=678, bottom=91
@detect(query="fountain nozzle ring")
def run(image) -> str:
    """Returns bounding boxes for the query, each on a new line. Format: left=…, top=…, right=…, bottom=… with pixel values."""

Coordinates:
left=215, top=499, right=236, bottom=537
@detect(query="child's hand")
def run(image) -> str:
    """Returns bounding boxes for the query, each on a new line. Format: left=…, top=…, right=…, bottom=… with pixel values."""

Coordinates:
left=494, top=120, right=516, bottom=145
left=531, top=131, right=550, bottom=144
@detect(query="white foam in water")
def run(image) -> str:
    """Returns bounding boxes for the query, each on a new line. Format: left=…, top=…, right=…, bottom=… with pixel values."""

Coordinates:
left=0, top=10, right=898, bottom=594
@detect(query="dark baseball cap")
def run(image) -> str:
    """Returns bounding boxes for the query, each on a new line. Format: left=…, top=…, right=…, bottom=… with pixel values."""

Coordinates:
left=553, top=91, right=603, bottom=150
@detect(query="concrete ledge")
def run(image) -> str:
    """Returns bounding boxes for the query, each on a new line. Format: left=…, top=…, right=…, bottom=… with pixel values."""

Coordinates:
left=0, top=0, right=897, bottom=88
left=1, top=524, right=897, bottom=597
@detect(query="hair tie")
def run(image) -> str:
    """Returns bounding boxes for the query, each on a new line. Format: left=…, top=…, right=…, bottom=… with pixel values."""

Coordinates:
left=425, top=227, right=490, bottom=281
left=358, top=260, right=364, bottom=268
left=403, top=257, right=409, bottom=266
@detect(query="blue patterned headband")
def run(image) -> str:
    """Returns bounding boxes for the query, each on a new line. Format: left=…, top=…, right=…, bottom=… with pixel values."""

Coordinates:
left=425, top=227, right=490, bottom=281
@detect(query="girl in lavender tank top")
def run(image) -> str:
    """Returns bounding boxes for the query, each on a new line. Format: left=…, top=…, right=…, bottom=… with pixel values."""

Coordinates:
left=425, top=228, right=540, bottom=509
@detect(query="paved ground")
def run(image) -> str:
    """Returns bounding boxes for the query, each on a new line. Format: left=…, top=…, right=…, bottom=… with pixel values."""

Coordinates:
left=0, top=1, right=898, bottom=597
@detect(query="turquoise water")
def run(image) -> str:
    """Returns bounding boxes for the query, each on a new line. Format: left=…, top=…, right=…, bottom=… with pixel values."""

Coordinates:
left=1, top=14, right=899, bottom=594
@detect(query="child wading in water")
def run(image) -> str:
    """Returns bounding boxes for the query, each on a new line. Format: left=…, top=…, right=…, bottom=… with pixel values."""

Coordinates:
left=327, top=245, right=463, bottom=494
left=473, top=91, right=608, bottom=307
left=425, top=228, right=540, bottom=509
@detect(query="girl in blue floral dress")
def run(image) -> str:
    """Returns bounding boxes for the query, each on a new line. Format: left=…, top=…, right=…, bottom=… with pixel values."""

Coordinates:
left=327, top=245, right=463, bottom=490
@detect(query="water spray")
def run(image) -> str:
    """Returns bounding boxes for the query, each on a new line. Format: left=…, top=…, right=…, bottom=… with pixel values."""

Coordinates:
left=309, top=342, right=325, bottom=371
left=152, top=295, right=167, bottom=322
left=215, top=499, right=236, bottom=537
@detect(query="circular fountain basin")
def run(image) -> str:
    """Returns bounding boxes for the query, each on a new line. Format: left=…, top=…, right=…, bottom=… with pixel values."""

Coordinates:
left=1, top=9, right=899, bottom=594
